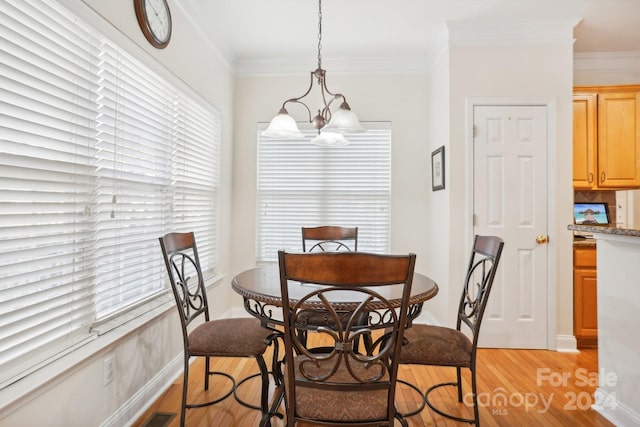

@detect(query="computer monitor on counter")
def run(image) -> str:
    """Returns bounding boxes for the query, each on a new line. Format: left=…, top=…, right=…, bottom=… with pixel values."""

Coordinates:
left=574, top=202, right=611, bottom=226
left=573, top=202, right=611, bottom=237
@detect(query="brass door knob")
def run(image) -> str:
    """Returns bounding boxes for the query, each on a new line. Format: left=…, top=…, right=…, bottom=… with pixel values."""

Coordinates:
left=536, top=235, right=548, bottom=244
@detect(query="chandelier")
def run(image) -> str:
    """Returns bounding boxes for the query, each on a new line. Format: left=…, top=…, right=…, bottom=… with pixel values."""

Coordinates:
left=261, top=0, right=365, bottom=146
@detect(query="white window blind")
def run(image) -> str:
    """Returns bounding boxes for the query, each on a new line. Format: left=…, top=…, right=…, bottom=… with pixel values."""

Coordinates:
left=171, top=95, right=220, bottom=270
left=93, top=41, right=175, bottom=319
left=256, top=123, right=391, bottom=262
left=0, top=0, right=220, bottom=388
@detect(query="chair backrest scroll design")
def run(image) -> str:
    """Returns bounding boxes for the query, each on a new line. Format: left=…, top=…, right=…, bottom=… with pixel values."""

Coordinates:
left=159, top=232, right=210, bottom=332
left=456, top=235, right=504, bottom=346
left=301, top=225, right=358, bottom=252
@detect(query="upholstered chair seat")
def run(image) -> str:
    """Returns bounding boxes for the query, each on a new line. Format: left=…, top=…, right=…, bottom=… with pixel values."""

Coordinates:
left=188, top=317, right=270, bottom=357
left=286, top=355, right=390, bottom=422
left=400, top=325, right=473, bottom=367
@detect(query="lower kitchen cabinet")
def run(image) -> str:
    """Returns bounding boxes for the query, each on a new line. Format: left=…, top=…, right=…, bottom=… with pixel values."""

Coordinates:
left=573, top=244, right=598, bottom=348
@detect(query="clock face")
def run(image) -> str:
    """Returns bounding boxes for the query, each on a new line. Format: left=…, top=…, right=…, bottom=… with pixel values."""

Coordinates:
left=135, top=0, right=172, bottom=48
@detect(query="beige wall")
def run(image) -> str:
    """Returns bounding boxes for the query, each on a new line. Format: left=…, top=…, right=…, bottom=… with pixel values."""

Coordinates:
left=231, top=38, right=578, bottom=346
left=231, top=72, right=432, bottom=274
left=425, top=48, right=452, bottom=324
left=448, top=43, right=575, bottom=346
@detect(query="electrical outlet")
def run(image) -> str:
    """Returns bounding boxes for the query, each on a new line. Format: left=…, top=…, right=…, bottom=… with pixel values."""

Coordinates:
left=103, top=355, right=115, bottom=386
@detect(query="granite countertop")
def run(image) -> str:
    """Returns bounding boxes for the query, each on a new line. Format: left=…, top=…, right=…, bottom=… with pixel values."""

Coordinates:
left=568, top=224, right=640, bottom=238
left=573, top=237, right=596, bottom=247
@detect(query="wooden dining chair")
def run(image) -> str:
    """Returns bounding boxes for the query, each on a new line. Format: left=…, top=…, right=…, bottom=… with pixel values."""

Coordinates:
left=277, top=250, right=417, bottom=426
left=159, top=232, right=279, bottom=427
left=301, top=225, right=358, bottom=252
left=398, top=235, right=504, bottom=426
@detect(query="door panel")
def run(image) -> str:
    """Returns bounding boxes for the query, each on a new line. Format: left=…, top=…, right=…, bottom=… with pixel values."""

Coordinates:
left=473, top=105, right=548, bottom=349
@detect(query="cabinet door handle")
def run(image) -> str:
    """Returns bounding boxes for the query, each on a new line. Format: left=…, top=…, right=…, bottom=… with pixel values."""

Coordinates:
left=588, top=173, right=593, bottom=183
left=601, top=172, right=606, bottom=182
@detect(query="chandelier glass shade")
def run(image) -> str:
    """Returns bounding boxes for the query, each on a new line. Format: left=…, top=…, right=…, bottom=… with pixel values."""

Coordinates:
left=261, top=109, right=304, bottom=139
left=310, top=131, right=349, bottom=146
left=261, top=0, right=365, bottom=144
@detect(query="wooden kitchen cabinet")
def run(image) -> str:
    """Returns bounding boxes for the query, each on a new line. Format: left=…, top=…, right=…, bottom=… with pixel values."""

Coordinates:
left=573, top=245, right=597, bottom=348
left=573, top=86, right=640, bottom=189
left=573, top=94, right=597, bottom=189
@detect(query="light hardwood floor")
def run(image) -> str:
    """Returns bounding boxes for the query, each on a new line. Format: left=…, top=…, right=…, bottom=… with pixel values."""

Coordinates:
left=132, top=341, right=614, bottom=427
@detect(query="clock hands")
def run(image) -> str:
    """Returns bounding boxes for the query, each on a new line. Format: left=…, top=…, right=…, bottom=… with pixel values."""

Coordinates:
left=146, top=0, right=161, bottom=18
left=145, top=0, right=169, bottom=39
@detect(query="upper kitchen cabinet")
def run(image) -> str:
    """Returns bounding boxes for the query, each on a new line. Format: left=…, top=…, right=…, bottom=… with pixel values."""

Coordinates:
left=573, top=94, right=597, bottom=189
left=573, top=86, right=640, bottom=190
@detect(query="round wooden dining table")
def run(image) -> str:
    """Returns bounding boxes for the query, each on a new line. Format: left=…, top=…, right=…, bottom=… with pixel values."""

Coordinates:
left=232, top=262, right=439, bottom=423
left=231, top=263, right=439, bottom=329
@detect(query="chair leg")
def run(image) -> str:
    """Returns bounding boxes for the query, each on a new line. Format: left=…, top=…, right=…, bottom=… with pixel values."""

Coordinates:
left=261, top=333, right=287, bottom=426
left=204, top=355, right=210, bottom=390
left=471, top=367, right=480, bottom=426
left=235, top=336, right=286, bottom=426
left=270, top=334, right=283, bottom=387
left=187, top=355, right=235, bottom=411
left=256, top=355, right=275, bottom=427
left=394, top=412, right=409, bottom=427
left=456, top=366, right=463, bottom=402
left=395, top=379, right=426, bottom=418
left=180, top=355, right=189, bottom=427
left=296, top=328, right=308, bottom=347
left=256, top=356, right=270, bottom=416
left=424, top=367, right=478, bottom=425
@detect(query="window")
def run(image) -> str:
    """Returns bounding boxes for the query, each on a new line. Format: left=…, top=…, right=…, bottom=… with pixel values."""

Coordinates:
left=256, top=123, right=391, bottom=262
left=0, top=0, right=220, bottom=387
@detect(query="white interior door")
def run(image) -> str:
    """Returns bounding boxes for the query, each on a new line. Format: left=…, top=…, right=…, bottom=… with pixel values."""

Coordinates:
left=473, top=105, right=548, bottom=349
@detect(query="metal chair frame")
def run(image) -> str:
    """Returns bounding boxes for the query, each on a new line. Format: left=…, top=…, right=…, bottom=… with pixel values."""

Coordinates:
left=278, top=250, right=416, bottom=426
left=400, top=235, right=504, bottom=426
left=301, top=225, right=358, bottom=253
left=160, top=232, right=280, bottom=427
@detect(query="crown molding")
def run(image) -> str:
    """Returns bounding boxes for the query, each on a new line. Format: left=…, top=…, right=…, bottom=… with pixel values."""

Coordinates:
left=234, top=49, right=640, bottom=78
left=231, top=20, right=639, bottom=77
left=574, top=51, right=640, bottom=71
left=446, top=19, right=581, bottom=47
left=173, top=1, right=235, bottom=71
left=234, top=55, right=431, bottom=77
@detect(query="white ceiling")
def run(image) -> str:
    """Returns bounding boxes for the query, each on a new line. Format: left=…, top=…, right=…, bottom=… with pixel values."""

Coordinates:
left=178, top=0, right=640, bottom=74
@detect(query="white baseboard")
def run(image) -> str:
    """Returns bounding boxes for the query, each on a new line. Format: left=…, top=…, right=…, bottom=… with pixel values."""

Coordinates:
left=101, top=355, right=183, bottom=427
left=555, top=334, right=578, bottom=353
left=226, top=306, right=251, bottom=319
left=412, top=310, right=440, bottom=326
left=594, top=387, right=640, bottom=427
left=108, top=305, right=255, bottom=427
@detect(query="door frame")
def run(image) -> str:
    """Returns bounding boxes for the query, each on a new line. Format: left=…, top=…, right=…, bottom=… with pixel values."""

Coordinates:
left=464, top=97, right=558, bottom=350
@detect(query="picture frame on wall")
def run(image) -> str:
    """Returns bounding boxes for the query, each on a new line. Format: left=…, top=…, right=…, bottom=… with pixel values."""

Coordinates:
left=431, top=146, right=445, bottom=191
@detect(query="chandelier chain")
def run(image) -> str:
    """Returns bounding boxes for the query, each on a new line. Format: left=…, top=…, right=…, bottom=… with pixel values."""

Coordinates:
left=317, top=0, right=322, bottom=69
left=260, top=0, right=363, bottom=141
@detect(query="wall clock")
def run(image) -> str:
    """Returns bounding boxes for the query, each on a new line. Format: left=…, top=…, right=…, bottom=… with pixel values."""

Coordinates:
left=134, top=0, right=172, bottom=49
